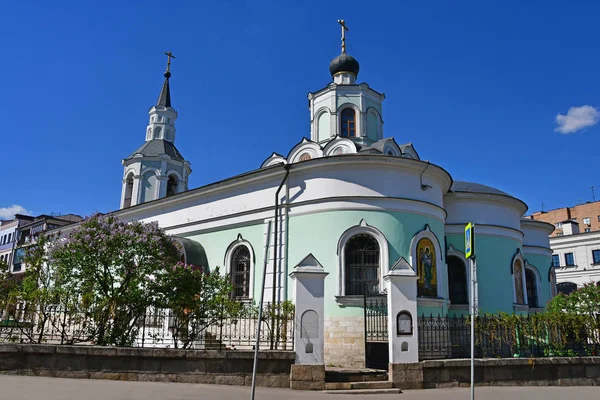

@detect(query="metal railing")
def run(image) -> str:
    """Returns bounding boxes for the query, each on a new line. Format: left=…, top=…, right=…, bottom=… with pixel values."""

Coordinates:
left=418, top=314, right=600, bottom=360
left=0, top=302, right=294, bottom=350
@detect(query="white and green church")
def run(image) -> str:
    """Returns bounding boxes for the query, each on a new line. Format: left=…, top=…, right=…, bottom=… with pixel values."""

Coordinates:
left=112, top=31, right=555, bottom=368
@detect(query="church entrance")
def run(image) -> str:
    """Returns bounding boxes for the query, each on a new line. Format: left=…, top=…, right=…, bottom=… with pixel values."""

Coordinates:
left=363, top=296, right=389, bottom=369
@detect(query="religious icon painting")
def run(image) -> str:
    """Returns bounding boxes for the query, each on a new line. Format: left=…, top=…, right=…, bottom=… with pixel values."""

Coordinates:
left=416, top=238, right=437, bottom=297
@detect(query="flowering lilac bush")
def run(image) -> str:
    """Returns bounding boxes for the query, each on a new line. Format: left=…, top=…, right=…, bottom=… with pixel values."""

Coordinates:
left=49, top=213, right=180, bottom=346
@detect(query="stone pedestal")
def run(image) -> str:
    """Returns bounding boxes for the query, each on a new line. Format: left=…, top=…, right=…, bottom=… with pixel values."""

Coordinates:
left=289, top=254, right=328, bottom=390
left=385, top=257, right=419, bottom=364
left=289, top=254, right=328, bottom=365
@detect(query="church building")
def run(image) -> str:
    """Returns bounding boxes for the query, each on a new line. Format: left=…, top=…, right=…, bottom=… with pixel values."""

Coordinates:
left=105, top=23, right=555, bottom=367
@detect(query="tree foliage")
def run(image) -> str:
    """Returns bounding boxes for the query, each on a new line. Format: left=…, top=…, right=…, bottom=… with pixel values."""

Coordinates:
left=48, top=214, right=181, bottom=346
left=152, top=262, right=239, bottom=348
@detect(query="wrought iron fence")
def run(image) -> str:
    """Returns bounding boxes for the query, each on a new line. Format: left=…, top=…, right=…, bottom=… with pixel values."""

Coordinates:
left=419, top=314, right=600, bottom=360
left=364, top=297, right=388, bottom=342
left=0, top=302, right=294, bottom=350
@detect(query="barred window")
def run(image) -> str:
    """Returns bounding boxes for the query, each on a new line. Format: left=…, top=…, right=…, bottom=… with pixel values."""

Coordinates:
left=447, top=256, right=468, bottom=305
left=341, top=108, right=356, bottom=138
left=344, top=234, right=379, bottom=295
left=231, top=245, right=251, bottom=299
left=525, top=268, right=539, bottom=308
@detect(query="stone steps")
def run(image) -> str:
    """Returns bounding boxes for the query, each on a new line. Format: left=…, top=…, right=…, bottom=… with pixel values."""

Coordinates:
left=324, top=388, right=402, bottom=395
left=325, top=381, right=396, bottom=390
left=324, top=368, right=399, bottom=394
left=325, top=368, right=388, bottom=383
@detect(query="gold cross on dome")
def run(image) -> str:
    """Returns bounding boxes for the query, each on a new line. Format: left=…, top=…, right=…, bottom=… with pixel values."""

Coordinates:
left=164, top=51, right=176, bottom=71
left=338, top=20, right=349, bottom=53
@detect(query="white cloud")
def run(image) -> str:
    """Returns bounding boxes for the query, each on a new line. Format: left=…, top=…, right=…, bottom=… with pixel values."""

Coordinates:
left=0, top=205, right=32, bottom=220
left=555, top=105, right=600, bottom=134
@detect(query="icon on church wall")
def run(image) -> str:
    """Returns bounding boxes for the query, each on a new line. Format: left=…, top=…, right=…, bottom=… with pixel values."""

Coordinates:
left=299, top=153, right=312, bottom=161
left=417, top=238, right=437, bottom=297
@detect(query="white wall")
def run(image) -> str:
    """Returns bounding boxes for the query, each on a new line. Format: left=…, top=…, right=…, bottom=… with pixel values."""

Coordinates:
left=552, top=231, right=600, bottom=287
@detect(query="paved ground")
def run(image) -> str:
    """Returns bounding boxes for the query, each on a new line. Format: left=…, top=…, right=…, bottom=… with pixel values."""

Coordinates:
left=0, top=375, right=598, bottom=400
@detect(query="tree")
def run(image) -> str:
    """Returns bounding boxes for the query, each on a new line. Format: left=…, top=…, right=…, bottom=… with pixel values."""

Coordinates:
left=153, top=262, right=241, bottom=349
left=49, top=213, right=180, bottom=346
left=546, top=283, right=600, bottom=353
left=0, top=258, right=19, bottom=324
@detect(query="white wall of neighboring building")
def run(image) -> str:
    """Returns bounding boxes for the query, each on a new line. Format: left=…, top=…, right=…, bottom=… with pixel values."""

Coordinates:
left=551, top=230, right=600, bottom=288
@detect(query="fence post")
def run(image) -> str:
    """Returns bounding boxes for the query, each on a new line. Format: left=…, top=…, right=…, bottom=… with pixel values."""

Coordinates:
left=141, top=307, right=146, bottom=348
left=289, top=254, right=328, bottom=364
left=219, top=302, right=224, bottom=351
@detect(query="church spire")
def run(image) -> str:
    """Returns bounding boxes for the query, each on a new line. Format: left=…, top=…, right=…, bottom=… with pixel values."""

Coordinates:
left=157, top=51, right=175, bottom=107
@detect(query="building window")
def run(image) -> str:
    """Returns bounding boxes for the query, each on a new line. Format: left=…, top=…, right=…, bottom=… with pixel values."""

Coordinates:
left=552, top=254, right=560, bottom=268
left=166, top=175, right=178, bottom=197
left=525, top=267, right=539, bottom=308
left=583, top=217, right=591, bottom=225
left=513, top=260, right=525, bottom=304
left=7, top=233, right=11, bottom=243
left=344, top=234, right=380, bottom=295
left=340, top=108, right=356, bottom=138
left=123, top=174, right=134, bottom=208
left=447, top=256, right=468, bottom=305
left=564, top=253, right=575, bottom=266
left=585, top=228, right=591, bottom=233
left=598, top=215, right=600, bottom=222
left=555, top=222, right=563, bottom=228
left=556, top=233, right=564, bottom=237
left=416, top=238, right=437, bottom=297
left=230, top=245, right=251, bottom=299
left=557, top=282, right=577, bottom=295
left=593, top=250, right=600, bottom=264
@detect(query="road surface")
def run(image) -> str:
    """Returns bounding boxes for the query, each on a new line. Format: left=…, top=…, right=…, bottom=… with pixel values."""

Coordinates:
left=0, top=375, right=597, bottom=400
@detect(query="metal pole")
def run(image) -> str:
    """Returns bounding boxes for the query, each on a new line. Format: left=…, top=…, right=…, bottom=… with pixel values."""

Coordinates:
left=470, top=256, right=476, bottom=400
left=251, top=220, right=272, bottom=400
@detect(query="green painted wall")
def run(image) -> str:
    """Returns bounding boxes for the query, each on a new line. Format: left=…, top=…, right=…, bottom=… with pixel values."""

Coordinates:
left=522, top=252, right=552, bottom=307
left=183, top=223, right=266, bottom=299
left=337, top=96, right=361, bottom=109
left=446, top=233, right=521, bottom=314
left=287, top=210, right=444, bottom=318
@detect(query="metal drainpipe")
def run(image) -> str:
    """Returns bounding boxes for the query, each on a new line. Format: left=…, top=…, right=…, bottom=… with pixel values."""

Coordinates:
left=270, top=163, right=291, bottom=350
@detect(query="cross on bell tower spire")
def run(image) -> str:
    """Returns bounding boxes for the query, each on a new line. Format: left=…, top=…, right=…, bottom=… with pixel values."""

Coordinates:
left=338, top=19, right=348, bottom=54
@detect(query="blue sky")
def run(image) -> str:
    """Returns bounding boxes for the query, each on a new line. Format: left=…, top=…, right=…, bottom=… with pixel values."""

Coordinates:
left=1, top=0, right=599, bottom=220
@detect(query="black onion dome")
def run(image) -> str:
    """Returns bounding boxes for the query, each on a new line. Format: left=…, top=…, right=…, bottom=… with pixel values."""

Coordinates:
left=329, top=53, right=360, bottom=77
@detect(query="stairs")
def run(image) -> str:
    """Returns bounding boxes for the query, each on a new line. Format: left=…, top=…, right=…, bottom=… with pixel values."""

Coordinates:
left=324, top=368, right=401, bottom=394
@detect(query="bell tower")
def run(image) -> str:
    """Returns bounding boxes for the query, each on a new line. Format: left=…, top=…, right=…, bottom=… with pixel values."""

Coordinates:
left=308, top=20, right=385, bottom=146
left=120, top=52, right=192, bottom=209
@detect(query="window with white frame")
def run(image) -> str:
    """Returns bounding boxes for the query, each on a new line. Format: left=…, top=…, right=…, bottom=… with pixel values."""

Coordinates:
left=583, top=217, right=591, bottom=225
left=344, top=234, right=380, bottom=296
left=525, top=267, right=539, bottom=308
left=564, top=253, right=575, bottom=266
left=230, top=245, right=251, bottom=299
left=592, top=249, right=600, bottom=264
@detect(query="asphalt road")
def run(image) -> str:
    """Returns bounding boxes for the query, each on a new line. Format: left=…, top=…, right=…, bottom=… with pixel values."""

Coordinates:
left=0, top=375, right=598, bottom=400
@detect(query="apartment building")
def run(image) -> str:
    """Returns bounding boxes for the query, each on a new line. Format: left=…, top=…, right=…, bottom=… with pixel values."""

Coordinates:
left=529, top=200, right=600, bottom=237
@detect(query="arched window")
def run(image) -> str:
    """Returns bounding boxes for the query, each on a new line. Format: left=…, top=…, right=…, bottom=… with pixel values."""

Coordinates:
left=447, top=256, right=468, bottom=305
left=513, top=260, right=525, bottom=304
left=123, top=174, right=134, bottom=208
left=416, top=238, right=437, bottom=297
left=341, top=108, right=356, bottom=138
left=166, top=175, right=178, bottom=197
left=230, top=245, right=251, bottom=299
left=153, top=127, right=161, bottom=139
left=344, top=234, right=380, bottom=295
left=557, top=282, right=577, bottom=295
left=525, top=267, right=539, bottom=308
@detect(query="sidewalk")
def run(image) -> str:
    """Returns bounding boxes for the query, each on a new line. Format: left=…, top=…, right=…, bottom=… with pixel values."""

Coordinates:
left=0, top=375, right=598, bottom=400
